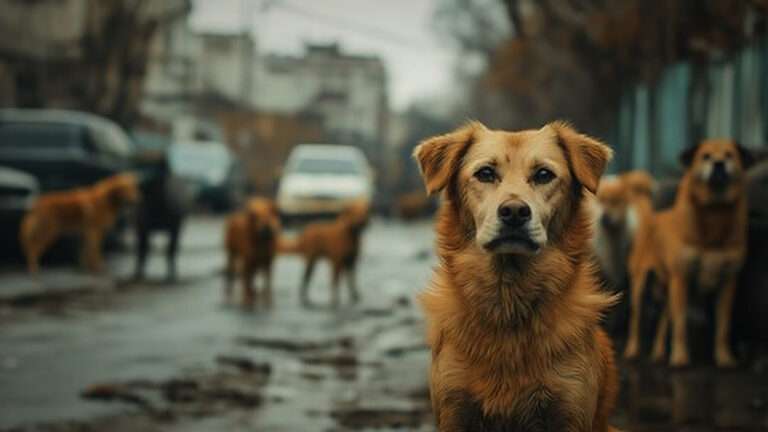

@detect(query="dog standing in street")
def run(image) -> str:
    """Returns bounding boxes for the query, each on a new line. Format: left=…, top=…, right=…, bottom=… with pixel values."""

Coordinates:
left=224, top=198, right=281, bottom=307
left=280, top=200, right=370, bottom=308
left=415, top=121, right=619, bottom=431
left=20, top=173, right=140, bottom=274
left=624, top=139, right=752, bottom=367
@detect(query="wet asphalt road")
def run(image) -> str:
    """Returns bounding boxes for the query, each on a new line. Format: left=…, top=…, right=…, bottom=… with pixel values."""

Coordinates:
left=0, top=216, right=767, bottom=431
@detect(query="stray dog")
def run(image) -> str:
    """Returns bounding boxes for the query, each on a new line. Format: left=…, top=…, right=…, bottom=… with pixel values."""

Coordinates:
left=593, top=170, right=655, bottom=290
left=224, top=197, right=281, bottom=306
left=395, top=190, right=434, bottom=220
left=281, top=200, right=369, bottom=307
left=134, top=156, right=189, bottom=281
left=415, top=121, right=619, bottom=431
left=624, top=139, right=752, bottom=367
left=20, top=173, right=140, bottom=274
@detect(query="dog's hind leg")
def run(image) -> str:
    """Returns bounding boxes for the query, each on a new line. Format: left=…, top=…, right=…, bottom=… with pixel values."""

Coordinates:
left=20, top=214, right=56, bottom=275
left=346, top=263, right=360, bottom=304
left=262, top=265, right=273, bottom=308
left=300, top=257, right=316, bottom=307
left=623, top=269, right=649, bottom=359
left=330, top=262, right=342, bottom=308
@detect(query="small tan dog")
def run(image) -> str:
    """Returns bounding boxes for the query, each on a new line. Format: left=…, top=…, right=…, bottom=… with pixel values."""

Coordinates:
left=280, top=200, right=370, bottom=307
left=624, top=139, right=753, bottom=367
left=224, top=198, right=281, bottom=306
left=20, top=173, right=140, bottom=274
left=415, top=121, right=619, bottom=431
left=593, top=170, right=655, bottom=289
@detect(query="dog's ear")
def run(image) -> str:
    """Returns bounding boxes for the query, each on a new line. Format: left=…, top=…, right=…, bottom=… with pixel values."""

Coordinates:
left=413, top=122, right=484, bottom=195
left=679, top=144, right=700, bottom=168
left=549, top=121, right=613, bottom=194
left=735, top=142, right=755, bottom=169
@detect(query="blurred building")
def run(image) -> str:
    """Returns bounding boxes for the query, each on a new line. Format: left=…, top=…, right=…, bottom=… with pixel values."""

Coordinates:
left=141, top=21, right=390, bottom=193
left=252, top=43, right=389, bottom=170
left=0, top=0, right=190, bottom=126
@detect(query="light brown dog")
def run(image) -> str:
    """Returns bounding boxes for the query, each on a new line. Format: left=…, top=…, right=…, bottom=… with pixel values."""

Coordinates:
left=20, top=173, right=140, bottom=274
left=280, top=200, right=369, bottom=307
left=593, top=170, right=655, bottom=289
left=415, top=121, right=619, bottom=431
left=224, top=198, right=281, bottom=306
left=624, top=139, right=753, bottom=368
left=395, top=190, right=433, bottom=220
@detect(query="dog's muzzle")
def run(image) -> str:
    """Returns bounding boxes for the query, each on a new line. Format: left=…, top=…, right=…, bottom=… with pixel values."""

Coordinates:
left=708, top=161, right=731, bottom=190
left=484, top=200, right=540, bottom=253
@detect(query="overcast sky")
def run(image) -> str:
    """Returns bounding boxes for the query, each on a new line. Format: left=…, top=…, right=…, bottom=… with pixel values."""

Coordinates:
left=189, top=0, right=457, bottom=110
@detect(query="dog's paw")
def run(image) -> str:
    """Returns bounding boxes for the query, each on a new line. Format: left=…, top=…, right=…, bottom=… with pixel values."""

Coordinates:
left=669, top=349, right=690, bottom=368
left=715, top=349, right=738, bottom=369
left=623, top=343, right=640, bottom=360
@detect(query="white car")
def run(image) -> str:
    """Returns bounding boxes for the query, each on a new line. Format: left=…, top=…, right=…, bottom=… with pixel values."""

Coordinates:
left=277, top=144, right=373, bottom=219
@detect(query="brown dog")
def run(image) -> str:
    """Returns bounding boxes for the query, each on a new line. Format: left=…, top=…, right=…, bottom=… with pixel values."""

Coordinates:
left=20, top=173, right=140, bottom=274
left=593, top=170, right=655, bottom=289
left=415, top=121, right=619, bottom=431
left=224, top=198, right=281, bottom=306
left=280, top=200, right=369, bottom=307
left=624, top=139, right=752, bottom=368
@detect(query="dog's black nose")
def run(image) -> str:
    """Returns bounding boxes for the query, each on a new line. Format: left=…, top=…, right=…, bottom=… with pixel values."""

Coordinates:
left=498, top=202, right=531, bottom=227
left=710, top=161, right=729, bottom=185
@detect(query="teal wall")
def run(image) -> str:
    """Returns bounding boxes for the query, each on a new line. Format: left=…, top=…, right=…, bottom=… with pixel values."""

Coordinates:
left=614, top=37, right=767, bottom=175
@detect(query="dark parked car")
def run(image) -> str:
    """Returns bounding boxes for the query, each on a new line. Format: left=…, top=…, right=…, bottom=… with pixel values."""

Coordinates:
left=0, top=166, right=39, bottom=256
left=169, top=140, right=246, bottom=212
left=0, top=109, right=134, bottom=192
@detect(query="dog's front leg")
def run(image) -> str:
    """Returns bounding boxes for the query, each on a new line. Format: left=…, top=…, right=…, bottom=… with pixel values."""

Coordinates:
left=668, top=273, right=690, bottom=367
left=714, top=278, right=738, bottom=367
left=84, top=228, right=105, bottom=273
left=241, top=262, right=255, bottom=307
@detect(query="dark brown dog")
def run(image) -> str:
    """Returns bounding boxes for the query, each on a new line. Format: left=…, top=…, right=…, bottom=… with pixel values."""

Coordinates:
left=224, top=198, right=281, bottom=306
left=624, top=139, right=752, bottom=367
left=20, top=173, right=140, bottom=274
left=415, top=121, right=619, bottom=431
left=280, top=200, right=370, bottom=307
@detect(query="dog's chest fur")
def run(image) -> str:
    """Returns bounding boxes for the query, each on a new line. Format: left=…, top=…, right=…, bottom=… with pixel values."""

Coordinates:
left=448, top=388, right=568, bottom=431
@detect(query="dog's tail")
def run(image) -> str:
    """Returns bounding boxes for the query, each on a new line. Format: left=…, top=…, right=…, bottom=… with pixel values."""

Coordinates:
left=276, top=235, right=302, bottom=254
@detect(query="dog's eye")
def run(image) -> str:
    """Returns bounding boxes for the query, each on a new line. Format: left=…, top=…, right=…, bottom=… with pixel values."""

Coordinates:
left=724, top=151, right=733, bottom=159
left=474, top=166, right=497, bottom=183
left=532, top=168, right=556, bottom=184
left=702, top=153, right=711, bottom=161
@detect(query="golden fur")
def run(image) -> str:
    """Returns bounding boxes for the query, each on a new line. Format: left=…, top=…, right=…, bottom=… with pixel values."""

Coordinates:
left=224, top=197, right=281, bottom=307
left=280, top=200, right=370, bottom=307
left=593, top=170, right=655, bottom=288
left=415, top=121, right=619, bottom=431
left=624, top=139, right=752, bottom=367
left=20, top=173, right=140, bottom=274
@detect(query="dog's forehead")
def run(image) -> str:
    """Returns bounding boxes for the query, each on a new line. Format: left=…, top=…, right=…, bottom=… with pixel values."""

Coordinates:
left=698, top=139, right=736, bottom=155
left=467, top=127, right=561, bottom=164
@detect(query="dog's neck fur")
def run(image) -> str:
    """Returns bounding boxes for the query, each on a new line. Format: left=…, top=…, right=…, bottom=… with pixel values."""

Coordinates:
left=425, top=192, right=615, bottom=369
left=676, top=173, right=748, bottom=248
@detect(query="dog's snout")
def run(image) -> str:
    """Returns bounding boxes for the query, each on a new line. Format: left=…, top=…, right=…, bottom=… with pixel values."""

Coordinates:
left=713, top=160, right=726, bottom=172
left=498, top=201, right=531, bottom=227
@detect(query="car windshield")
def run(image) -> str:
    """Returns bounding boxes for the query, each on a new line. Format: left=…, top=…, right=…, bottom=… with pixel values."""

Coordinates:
left=170, top=144, right=231, bottom=184
left=0, top=122, right=84, bottom=153
left=291, top=157, right=361, bottom=175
